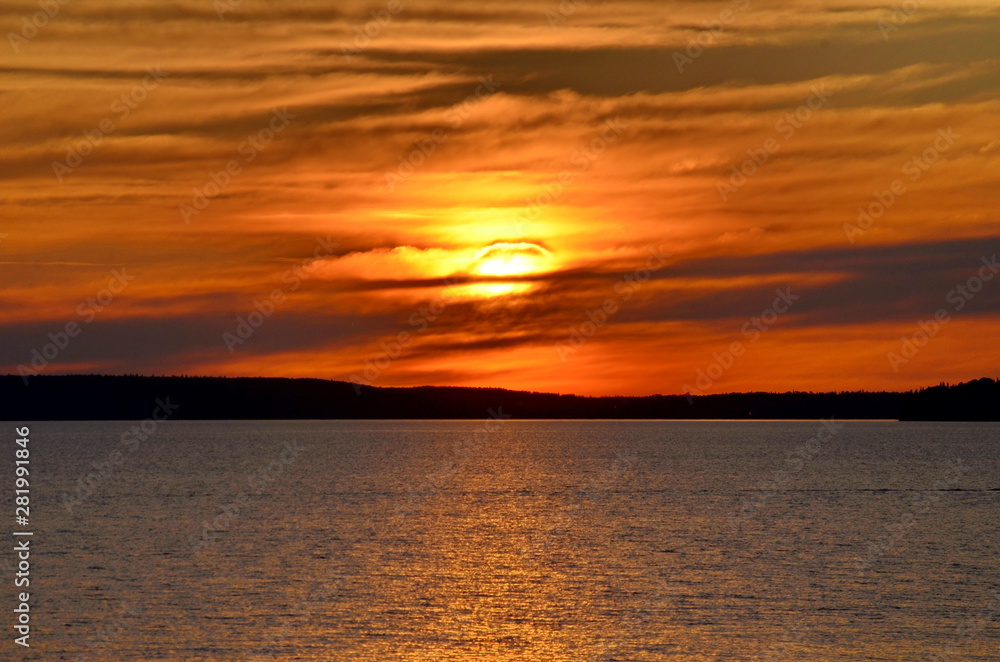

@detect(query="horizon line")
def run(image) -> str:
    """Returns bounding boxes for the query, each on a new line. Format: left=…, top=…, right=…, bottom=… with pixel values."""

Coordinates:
left=4, top=372, right=996, bottom=400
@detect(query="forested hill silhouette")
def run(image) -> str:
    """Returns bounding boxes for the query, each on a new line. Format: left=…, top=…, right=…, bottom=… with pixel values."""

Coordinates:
left=1, top=375, right=997, bottom=421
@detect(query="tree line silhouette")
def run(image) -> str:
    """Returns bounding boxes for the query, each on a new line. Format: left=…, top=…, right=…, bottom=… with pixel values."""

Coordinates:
left=1, top=375, right=996, bottom=420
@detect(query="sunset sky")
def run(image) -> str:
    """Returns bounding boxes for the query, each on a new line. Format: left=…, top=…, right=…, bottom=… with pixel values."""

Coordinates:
left=2, top=0, right=999, bottom=396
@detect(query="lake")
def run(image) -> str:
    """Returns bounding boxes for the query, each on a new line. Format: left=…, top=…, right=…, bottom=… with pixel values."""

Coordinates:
left=15, top=420, right=1000, bottom=660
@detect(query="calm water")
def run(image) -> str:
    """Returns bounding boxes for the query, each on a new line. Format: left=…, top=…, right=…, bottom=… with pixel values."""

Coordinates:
left=12, top=420, right=1000, bottom=661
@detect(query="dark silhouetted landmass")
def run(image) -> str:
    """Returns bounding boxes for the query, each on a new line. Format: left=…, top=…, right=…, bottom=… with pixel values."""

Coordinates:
left=895, top=377, right=1000, bottom=421
left=1, top=375, right=997, bottom=421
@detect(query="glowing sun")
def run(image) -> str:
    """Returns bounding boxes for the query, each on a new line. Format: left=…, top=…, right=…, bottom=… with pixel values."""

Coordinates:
left=472, top=242, right=552, bottom=277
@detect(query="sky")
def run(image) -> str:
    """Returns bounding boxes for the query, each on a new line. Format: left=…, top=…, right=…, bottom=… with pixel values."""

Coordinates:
left=1, top=0, right=999, bottom=396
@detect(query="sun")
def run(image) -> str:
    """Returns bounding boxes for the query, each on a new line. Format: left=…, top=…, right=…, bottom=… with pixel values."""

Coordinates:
left=472, top=242, right=552, bottom=277
left=441, top=242, right=554, bottom=300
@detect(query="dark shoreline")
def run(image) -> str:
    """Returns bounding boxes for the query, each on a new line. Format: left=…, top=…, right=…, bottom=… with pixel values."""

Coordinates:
left=2, top=375, right=997, bottom=421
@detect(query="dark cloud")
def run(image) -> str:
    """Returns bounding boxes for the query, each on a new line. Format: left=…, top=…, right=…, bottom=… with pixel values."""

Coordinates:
left=357, top=15, right=1000, bottom=95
